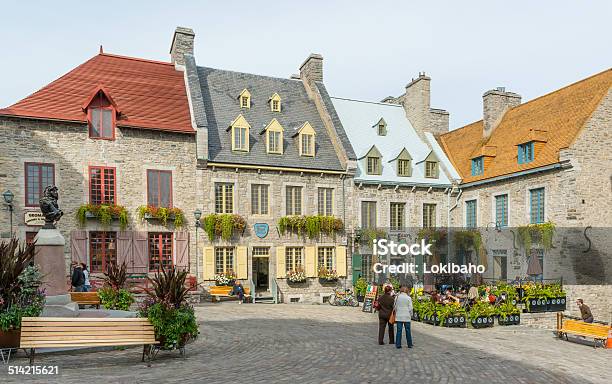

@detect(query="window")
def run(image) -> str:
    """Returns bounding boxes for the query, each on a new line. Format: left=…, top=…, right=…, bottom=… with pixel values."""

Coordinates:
left=318, top=188, right=333, bottom=216
left=530, top=188, right=545, bottom=224
left=268, top=130, right=282, bottom=154
left=89, top=107, right=114, bottom=139
left=377, top=123, right=386, bottom=136
left=423, top=203, right=436, bottom=228
left=425, top=161, right=438, bottom=178
left=241, top=97, right=249, bottom=108
left=390, top=203, right=405, bottom=231
left=361, top=201, right=377, bottom=229
left=272, top=100, right=280, bottom=111
left=285, top=247, right=303, bottom=273
left=25, top=163, right=54, bottom=207
left=215, top=247, right=235, bottom=274
left=89, top=166, right=116, bottom=205
left=286, top=186, right=302, bottom=215
left=466, top=200, right=477, bottom=228
left=251, top=184, right=269, bottom=215
left=301, top=133, right=314, bottom=156
left=471, top=157, right=484, bottom=176
left=367, top=156, right=381, bottom=175
left=318, top=247, right=335, bottom=271
left=361, top=255, right=373, bottom=282
left=397, top=159, right=410, bottom=177
left=147, top=170, right=172, bottom=207
left=149, top=233, right=173, bottom=271
left=239, top=89, right=251, bottom=109
left=233, top=126, right=248, bottom=151
left=215, top=183, right=234, bottom=214
left=492, top=249, right=508, bottom=280
left=90, top=232, right=117, bottom=273
left=495, top=194, right=508, bottom=227
left=518, top=142, right=534, bottom=164
left=252, top=247, right=270, bottom=257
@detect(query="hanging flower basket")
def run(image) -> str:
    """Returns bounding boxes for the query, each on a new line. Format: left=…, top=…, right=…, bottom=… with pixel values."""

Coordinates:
left=76, top=204, right=129, bottom=230
left=137, top=206, right=185, bottom=228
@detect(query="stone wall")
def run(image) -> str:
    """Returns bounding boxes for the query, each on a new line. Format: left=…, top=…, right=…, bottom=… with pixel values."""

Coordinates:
left=0, top=116, right=198, bottom=277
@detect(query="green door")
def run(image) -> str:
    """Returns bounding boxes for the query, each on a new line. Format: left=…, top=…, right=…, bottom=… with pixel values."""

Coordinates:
left=351, top=254, right=363, bottom=286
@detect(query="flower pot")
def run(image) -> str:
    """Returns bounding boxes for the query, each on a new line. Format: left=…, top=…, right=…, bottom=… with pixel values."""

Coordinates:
left=470, top=316, right=494, bottom=328
left=318, top=278, right=338, bottom=284
left=0, top=329, right=21, bottom=348
left=525, top=298, right=547, bottom=313
left=443, top=315, right=467, bottom=328
left=547, top=297, right=566, bottom=312
left=498, top=314, right=520, bottom=326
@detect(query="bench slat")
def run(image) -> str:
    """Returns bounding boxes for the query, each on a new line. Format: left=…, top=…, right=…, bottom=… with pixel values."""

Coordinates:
left=22, top=321, right=151, bottom=327
left=21, top=330, right=154, bottom=336
left=22, top=317, right=149, bottom=322
left=22, top=335, right=156, bottom=342
left=21, top=326, right=153, bottom=332
left=20, top=340, right=158, bottom=348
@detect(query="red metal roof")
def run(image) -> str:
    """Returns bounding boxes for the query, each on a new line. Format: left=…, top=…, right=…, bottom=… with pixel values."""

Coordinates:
left=0, top=53, right=194, bottom=134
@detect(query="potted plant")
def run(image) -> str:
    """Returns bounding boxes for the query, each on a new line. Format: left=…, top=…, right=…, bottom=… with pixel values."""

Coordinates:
left=546, top=283, right=567, bottom=312
left=203, top=214, right=247, bottom=241
left=354, top=278, right=368, bottom=302
left=214, top=271, right=236, bottom=286
left=496, top=301, right=521, bottom=326
left=469, top=301, right=496, bottom=328
left=287, top=268, right=307, bottom=284
left=438, top=302, right=467, bottom=327
left=140, top=267, right=199, bottom=352
left=137, top=205, right=185, bottom=228
left=76, top=204, right=129, bottom=230
left=523, top=283, right=549, bottom=313
left=418, top=300, right=439, bottom=325
left=318, top=268, right=338, bottom=284
left=1, top=239, right=46, bottom=348
left=97, top=261, right=135, bottom=311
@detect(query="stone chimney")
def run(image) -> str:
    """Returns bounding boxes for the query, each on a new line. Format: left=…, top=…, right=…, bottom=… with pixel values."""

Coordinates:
left=299, top=54, right=323, bottom=84
left=170, top=27, right=195, bottom=67
left=402, top=72, right=449, bottom=135
left=482, top=87, right=521, bottom=137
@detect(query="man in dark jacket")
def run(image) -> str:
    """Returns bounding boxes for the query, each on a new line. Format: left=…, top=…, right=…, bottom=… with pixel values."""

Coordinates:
left=577, top=299, right=594, bottom=323
left=377, top=285, right=395, bottom=345
left=71, top=262, right=85, bottom=292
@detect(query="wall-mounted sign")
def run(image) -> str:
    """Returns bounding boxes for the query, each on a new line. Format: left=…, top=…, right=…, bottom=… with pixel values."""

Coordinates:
left=254, top=223, right=269, bottom=239
left=24, top=211, right=45, bottom=226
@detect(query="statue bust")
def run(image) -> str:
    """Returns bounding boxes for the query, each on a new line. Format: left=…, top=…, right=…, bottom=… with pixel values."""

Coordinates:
left=39, top=185, right=63, bottom=228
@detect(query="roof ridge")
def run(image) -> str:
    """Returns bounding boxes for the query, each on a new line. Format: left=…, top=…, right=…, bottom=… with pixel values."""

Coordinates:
left=99, top=52, right=173, bottom=66
left=199, top=66, right=301, bottom=83
left=330, top=96, right=404, bottom=107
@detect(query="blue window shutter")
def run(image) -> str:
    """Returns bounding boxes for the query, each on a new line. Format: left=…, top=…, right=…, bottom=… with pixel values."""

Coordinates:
left=528, top=142, right=534, bottom=162
left=518, top=145, right=524, bottom=164
left=471, top=160, right=475, bottom=176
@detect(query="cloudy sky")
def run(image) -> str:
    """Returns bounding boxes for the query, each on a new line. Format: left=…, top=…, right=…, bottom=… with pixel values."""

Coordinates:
left=1, top=1, right=610, bottom=129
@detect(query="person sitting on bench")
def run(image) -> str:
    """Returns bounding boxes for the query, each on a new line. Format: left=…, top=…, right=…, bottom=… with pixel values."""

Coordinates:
left=231, top=280, right=245, bottom=304
left=576, top=298, right=593, bottom=323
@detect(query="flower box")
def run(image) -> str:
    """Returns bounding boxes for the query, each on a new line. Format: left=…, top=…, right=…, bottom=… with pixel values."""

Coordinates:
left=525, top=298, right=548, bottom=313
left=411, top=312, right=420, bottom=322
left=442, top=315, right=467, bottom=328
left=546, top=297, right=567, bottom=312
left=0, top=329, right=20, bottom=349
left=422, top=314, right=439, bottom=326
left=319, top=277, right=338, bottom=284
left=498, top=314, right=521, bottom=326
left=470, top=316, right=495, bottom=328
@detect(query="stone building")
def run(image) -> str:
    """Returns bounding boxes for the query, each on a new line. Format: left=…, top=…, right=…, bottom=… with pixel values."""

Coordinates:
left=437, top=69, right=612, bottom=319
left=173, top=29, right=358, bottom=303
left=0, top=51, right=198, bottom=285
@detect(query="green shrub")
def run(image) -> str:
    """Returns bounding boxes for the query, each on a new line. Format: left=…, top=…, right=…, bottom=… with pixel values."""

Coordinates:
left=98, top=287, right=134, bottom=311
left=139, top=302, right=198, bottom=349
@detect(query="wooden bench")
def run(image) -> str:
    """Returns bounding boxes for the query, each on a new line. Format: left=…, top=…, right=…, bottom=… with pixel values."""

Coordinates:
left=20, top=317, right=159, bottom=364
left=70, top=292, right=101, bottom=309
left=209, top=285, right=251, bottom=302
left=557, top=315, right=611, bottom=348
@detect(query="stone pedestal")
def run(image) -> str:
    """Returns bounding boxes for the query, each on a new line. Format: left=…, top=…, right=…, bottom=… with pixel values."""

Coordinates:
left=34, top=228, right=67, bottom=296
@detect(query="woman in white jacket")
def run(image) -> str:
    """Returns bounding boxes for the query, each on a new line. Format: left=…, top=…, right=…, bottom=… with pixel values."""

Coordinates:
left=394, top=286, right=414, bottom=349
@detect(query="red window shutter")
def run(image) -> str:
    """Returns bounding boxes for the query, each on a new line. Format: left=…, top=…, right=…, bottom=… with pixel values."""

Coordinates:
left=70, top=230, right=88, bottom=265
left=174, top=231, right=189, bottom=272
left=117, top=231, right=133, bottom=271
left=133, top=232, right=149, bottom=274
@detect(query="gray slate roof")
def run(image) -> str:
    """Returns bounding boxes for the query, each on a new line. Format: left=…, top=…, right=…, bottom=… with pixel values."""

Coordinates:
left=194, top=66, right=345, bottom=171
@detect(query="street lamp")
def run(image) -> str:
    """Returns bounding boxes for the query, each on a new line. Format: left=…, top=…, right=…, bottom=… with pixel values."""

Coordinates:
left=3, top=190, right=14, bottom=237
left=194, top=209, right=202, bottom=281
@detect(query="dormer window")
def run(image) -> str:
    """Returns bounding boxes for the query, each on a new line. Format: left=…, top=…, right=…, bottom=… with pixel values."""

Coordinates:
left=425, top=161, right=438, bottom=178
left=394, top=148, right=412, bottom=177
left=263, top=118, right=284, bottom=154
left=518, top=142, right=534, bottom=164
left=269, top=93, right=281, bottom=112
left=471, top=157, right=484, bottom=176
left=238, top=89, right=251, bottom=109
left=228, top=114, right=250, bottom=152
left=367, top=156, right=381, bottom=175
left=373, top=118, right=387, bottom=136
left=295, top=122, right=316, bottom=157
left=83, top=86, right=119, bottom=140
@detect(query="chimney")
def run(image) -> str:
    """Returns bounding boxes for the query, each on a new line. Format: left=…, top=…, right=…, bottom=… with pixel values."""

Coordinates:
left=299, top=53, right=323, bottom=84
left=170, top=27, right=195, bottom=67
left=402, top=72, right=449, bottom=135
left=482, top=87, right=521, bottom=137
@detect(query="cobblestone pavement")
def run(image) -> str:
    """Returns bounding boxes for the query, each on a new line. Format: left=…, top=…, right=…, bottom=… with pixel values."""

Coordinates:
left=2, top=303, right=611, bottom=384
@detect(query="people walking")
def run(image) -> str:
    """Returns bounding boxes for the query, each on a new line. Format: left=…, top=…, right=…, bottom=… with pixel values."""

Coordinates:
left=81, top=263, right=91, bottom=292
left=71, top=262, right=85, bottom=292
left=394, top=286, right=414, bottom=349
left=377, top=285, right=395, bottom=345
left=577, top=299, right=593, bottom=323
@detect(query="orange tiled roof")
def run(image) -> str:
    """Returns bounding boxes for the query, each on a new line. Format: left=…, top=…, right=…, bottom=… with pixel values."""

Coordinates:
left=0, top=53, right=194, bottom=134
left=438, top=69, right=612, bottom=183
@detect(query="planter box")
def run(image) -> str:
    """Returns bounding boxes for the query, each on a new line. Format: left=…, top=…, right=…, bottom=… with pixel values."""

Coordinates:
left=421, top=314, right=439, bottom=326
left=516, top=287, right=525, bottom=301
left=0, top=329, right=21, bottom=348
left=498, top=314, right=521, bottom=326
left=470, top=316, right=495, bottom=328
left=442, top=315, right=467, bottom=328
left=318, top=278, right=338, bottom=284
left=525, top=298, right=548, bottom=313
left=546, top=297, right=567, bottom=312
left=143, top=212, right=177, bottom=221
left=411, top=312, right=420, bottom=322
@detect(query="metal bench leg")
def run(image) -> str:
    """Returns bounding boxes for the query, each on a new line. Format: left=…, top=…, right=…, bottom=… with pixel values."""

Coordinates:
left=142, top=345, right=147, bottom=362
left=29, top=348, right=35, bottom=365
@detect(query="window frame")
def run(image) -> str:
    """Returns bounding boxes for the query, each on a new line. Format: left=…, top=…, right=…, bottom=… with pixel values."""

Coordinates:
left=215, top=183, right=234, bottom=214
left=397, top=159, right=411, bottom=177
left=317, top=247, right=336, bottom=271
left=24, top=162, right=55, bottom=207
left=361, top=201, right=377, bottom=229
left=366, top=156, right=381, bottom=175
left=465, top=199, right=477, bottom=228
left=89, top=166, right=117, bottom=205
left=389, top=202, right=405, bottom=231
left=300, top=133, right=314, bottom=156
left=89, top=231, right=117, bottom=273
left=148, top=232, right=173, bottom=271
left=215, top=247, right=235, bottom=275
left=423, top=203, right=437, bottom=228
left=495, top=194, right=509, bottom=228
left=146, top=169, right=173, bottom=208
left=233, top=126, right=249, bottom=151
left=317, top=187, right=334, bottom=216
left=267, top=130, right=283, bottom=154
left=518, top=142, right=534, bottom=164
left=425, top=161, right=438, bottom=178
left=286, top=186, right=302, bottom=215
left=251, top=184, right=269, bottom=215
left=88, top=106, right=116, bottom=140
left=471, top=157, right=484, bottom=176
left=285, top=247, right=304, bottom=273
left=529, top=187, right=545, bottom=224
